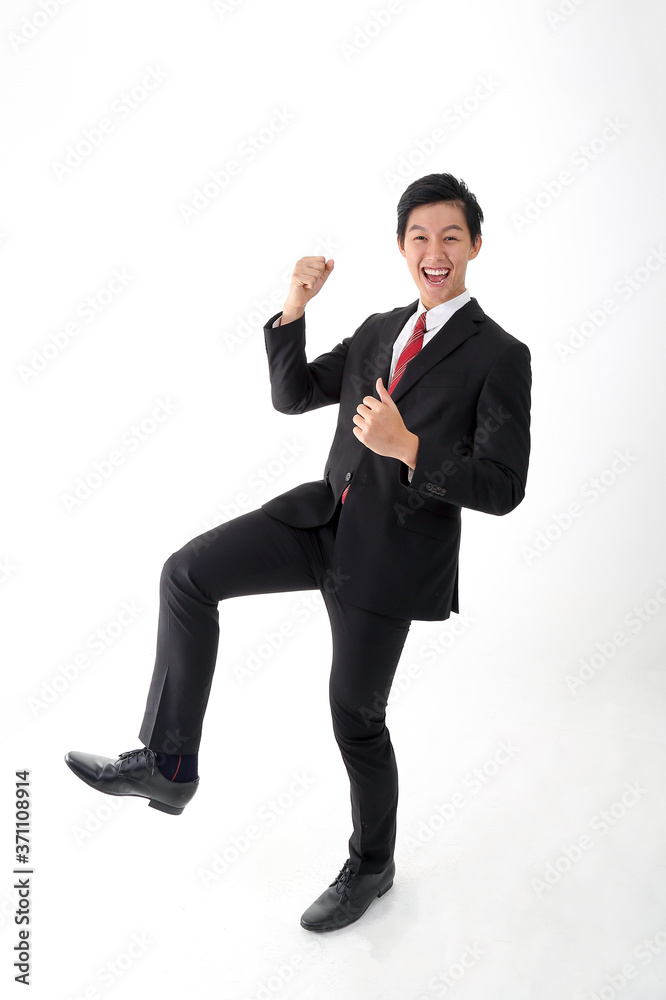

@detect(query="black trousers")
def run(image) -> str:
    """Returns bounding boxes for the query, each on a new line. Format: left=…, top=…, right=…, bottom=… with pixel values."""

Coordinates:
left=138, top=499, right=412, bottom=874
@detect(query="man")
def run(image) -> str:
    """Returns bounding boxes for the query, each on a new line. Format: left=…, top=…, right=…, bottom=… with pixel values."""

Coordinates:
left=65, top=173, right=531, bottom=932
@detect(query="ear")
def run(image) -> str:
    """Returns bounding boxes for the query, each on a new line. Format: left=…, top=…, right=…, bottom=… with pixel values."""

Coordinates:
left=468, top=235, right=482, bottom=260
left=397, top=235, right=406, bottom=259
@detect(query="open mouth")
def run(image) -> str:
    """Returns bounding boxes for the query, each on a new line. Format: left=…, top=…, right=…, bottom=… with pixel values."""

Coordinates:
left=422, top=267, right=450, bottom=286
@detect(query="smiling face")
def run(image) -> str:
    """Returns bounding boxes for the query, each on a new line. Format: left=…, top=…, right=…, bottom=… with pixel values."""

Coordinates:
left=398, top=201, right=482, bottom=310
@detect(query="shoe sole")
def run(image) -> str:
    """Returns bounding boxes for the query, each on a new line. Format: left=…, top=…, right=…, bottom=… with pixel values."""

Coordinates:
left=148, top=799, right=185, bottom=815
left=76, top=779, right=188, bottom=815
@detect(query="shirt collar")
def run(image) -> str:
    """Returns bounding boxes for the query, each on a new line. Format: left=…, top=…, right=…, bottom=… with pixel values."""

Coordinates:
left=416, top=288, right=471, bottom=332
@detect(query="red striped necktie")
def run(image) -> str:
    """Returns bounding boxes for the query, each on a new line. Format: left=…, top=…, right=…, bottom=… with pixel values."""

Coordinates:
left=340, top=309, right=427, bottom=504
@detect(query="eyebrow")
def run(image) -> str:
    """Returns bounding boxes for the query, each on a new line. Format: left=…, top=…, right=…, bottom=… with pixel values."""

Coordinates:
left=407, top=224, right=464, bottom=233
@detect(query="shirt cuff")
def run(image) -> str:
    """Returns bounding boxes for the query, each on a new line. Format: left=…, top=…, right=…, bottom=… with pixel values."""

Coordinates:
left=407, top=466, right=414, bottom=483
left=272, top=315, right=282, bottom=328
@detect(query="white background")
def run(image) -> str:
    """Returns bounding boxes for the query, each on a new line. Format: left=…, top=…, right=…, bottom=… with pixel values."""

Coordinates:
left=2, top=1, right=666, bottom=997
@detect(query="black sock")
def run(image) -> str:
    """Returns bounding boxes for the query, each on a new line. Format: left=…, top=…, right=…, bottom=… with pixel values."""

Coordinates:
left=154, top=751, right=198, bottom=783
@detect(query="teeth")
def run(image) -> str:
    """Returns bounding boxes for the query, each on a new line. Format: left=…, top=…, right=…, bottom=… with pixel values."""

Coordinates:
left=424, top=268, right=449, bottom=275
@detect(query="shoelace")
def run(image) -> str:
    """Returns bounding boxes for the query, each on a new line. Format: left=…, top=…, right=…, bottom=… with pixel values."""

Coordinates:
left=116, top=748, right=156, bottom=774
left=331, top=860, right=356, bottom=894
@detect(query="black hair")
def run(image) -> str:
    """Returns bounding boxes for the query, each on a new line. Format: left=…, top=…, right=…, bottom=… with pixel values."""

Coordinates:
left=396, top=173, right=484, bottom=246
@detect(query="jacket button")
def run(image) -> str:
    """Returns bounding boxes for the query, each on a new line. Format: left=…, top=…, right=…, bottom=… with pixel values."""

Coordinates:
left=345, top=472, right=352, bottom=481
left=425, top=483, right=433, bottom=492
left=441, top=488, right=447, bottom=495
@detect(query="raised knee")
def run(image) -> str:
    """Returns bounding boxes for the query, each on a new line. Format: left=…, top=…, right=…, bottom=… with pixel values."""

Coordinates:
left=159, top=545, right=199, bottom=592
left=161, top=549, right=186, bottom=583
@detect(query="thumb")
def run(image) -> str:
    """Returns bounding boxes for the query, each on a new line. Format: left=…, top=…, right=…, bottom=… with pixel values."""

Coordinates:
left=320, top=258, right=335, bottom=282
left=376, top=377, right=394, bottom=403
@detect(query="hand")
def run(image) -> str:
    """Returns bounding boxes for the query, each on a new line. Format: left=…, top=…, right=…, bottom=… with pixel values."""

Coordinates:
left=281, top=256, right=335, bottom=323
left=352, top=378, right=419, bottom=467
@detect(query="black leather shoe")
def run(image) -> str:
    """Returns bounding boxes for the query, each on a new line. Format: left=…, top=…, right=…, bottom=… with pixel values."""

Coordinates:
left=300, top=858, right=395, bottom=931
left=64, top=747, right=199, bottom=815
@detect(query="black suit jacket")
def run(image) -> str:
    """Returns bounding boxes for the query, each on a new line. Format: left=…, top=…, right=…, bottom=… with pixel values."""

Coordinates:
left=261, top=297, right=531, bottom=621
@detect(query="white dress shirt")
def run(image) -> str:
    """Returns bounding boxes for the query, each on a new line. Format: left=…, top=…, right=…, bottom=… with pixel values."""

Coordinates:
left=272, top=288, right=472, bottom=483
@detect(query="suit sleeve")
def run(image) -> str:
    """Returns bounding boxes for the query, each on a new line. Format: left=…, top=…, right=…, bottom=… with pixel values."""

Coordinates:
left=263, top=310, right=368, bottom=415
left=398, top=341, right=532, bottom=515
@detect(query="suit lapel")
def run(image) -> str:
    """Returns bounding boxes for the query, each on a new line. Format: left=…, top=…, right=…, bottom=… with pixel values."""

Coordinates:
left=373, top=300, right=419, bottom=388
left=388, top=297, right=485, bottom=403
